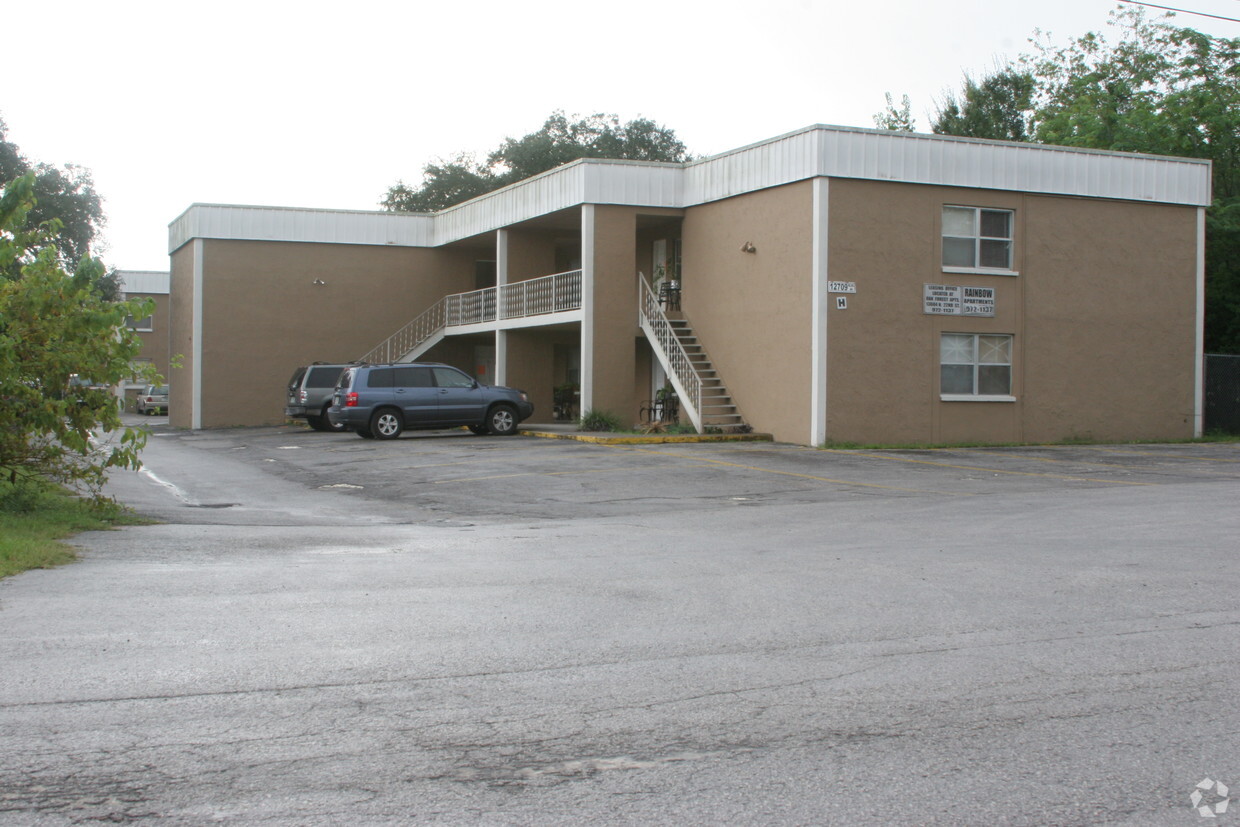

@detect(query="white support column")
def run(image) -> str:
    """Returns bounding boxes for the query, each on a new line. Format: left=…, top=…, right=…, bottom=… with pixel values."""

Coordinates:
left=495, top=229, right=509, bottom=386
left=191, top=238, right=204, bottom=431
left=810, top=178, right=830, bottom=446
left=1194, top=206, right=1206, bottom=438
left=580, top=206, right=596, bottom=413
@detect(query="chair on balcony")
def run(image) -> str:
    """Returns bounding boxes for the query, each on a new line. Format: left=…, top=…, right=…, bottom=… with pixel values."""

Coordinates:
left=658, top=281, right=681, bottom=311
left=640, top=394, right=679, bottom=424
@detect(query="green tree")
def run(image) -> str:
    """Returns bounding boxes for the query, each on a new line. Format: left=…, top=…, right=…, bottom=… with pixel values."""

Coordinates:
left=382, top=111, right=691, bottom=212
left=0, top=115, right=106, bottom=275
left=381, top=154, right=494, bottom=213
left=922, top=10, right=1240, bottom=352
left=0, top=173, right=155, bottom=496
left=874, top=92, right=916, bottom=132
left=932, top=69, right=1035, bottom=141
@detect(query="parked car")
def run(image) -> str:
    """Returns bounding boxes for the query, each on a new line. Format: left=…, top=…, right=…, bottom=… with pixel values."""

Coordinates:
left=136, top=384, right=169, bottom=415
left=286, top=363, right=351, bottom=431
left=328, top=363, right=534, bottom=439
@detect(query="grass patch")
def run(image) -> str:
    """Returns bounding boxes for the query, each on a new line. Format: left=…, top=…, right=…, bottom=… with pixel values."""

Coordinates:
left=0, top=481, right=148, bottom=580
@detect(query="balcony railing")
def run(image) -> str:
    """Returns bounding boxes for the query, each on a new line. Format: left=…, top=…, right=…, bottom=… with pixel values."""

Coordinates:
left=361, top=269, right=583, bottom=364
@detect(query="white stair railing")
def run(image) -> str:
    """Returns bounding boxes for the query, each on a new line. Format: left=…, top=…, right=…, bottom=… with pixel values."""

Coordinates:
left=638, top=278, right=703, bottom=433
left=361, top=270, right=583, bottom=364
left=360, top=297, right=448, bottom=364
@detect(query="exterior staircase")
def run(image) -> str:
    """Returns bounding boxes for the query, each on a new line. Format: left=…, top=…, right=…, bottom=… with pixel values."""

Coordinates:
left=638, top=279, right=747, bottom=434
left=666, top=319, right=745, bottom=430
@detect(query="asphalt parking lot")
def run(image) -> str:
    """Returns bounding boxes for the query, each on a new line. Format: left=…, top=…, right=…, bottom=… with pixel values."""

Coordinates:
left=161, top=419, right=1240, bottom=523
left=2, top=418, right=1238, bottom=825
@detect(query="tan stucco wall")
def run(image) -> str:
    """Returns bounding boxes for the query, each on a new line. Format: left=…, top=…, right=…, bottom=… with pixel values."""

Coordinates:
left=504, top=329, right=576, bottom=421
left=681, top=181, right=815, bottom=443
left=823, top=179, right=1199, bottom=444
left=176, top=239, right=476, bottom=428
left=587, top=206, right=639, bottom=421
left=506, top=229, right=558, bottom=282
left=168, top=244, right=196, bottom=429
left=1020, top=195, right=1198, bottom=441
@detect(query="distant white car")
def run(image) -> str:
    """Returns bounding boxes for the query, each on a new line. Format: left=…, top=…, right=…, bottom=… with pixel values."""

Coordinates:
left=136, top=385, right=169, bottom=415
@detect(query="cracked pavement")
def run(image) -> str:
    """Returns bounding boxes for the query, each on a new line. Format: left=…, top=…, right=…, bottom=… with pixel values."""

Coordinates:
left=1, top=420, right=1238, bottom=824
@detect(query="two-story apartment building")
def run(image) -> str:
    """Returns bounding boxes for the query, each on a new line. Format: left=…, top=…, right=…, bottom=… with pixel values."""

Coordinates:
left=118, top=269, right=172, bottom=404
left=166, top=125, right=1212, bottom=445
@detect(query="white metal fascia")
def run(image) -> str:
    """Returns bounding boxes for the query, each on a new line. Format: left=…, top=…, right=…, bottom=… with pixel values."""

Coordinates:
left=117, top=270, right=171, bottom=295
left=168, top=203, right=435, bottom=253
left=167, top=125, right=1213, bottom=256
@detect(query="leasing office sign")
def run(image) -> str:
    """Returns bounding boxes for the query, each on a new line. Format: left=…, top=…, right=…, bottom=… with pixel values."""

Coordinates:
left=923, top=284, right=996, bottom=317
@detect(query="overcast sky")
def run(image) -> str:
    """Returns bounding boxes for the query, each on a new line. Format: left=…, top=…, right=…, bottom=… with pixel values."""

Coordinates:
left=4, top=0, right=1238, bottom=272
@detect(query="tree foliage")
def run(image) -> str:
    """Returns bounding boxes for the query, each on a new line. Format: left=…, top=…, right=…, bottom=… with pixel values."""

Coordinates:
left=932, top=69, right=1035, bottom=142
left=1, top=115, right=106, bottom=275
left=0, top=173, right=156, bottom=496
left=913, top=9, right=1240, bottom=352
left=382, top=111, right=692, bottom=212
left=873, top=93, right=916, bottom=132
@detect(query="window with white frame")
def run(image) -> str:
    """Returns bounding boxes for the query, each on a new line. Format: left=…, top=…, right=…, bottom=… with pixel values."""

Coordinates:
left=940, top=333, right=1013, bottom=398
left=125, top=314, right=154, bottom=332
left=942, top=206, right=1014, bottom=271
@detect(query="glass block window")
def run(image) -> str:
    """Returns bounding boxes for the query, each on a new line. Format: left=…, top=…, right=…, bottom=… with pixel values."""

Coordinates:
left=942, top=206, right=1014, bottom=270
left=941, top=333, right=1013, bottom=396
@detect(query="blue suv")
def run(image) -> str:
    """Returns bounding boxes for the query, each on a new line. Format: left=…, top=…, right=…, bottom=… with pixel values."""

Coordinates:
left=328, top=363, right=534, bottom=439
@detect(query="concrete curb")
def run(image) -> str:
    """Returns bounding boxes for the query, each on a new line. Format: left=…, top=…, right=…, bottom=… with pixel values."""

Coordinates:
left=520, top=429, right=774, bottom=445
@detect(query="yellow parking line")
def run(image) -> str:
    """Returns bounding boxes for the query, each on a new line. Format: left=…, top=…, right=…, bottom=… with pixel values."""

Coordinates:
left=1087, top=447, right=1240, bottom=463
left=434, top=467, right=628, bottom=484
left=822, top=450, right=1154, bottom=486
left=616, top=446, right=968, bottom=495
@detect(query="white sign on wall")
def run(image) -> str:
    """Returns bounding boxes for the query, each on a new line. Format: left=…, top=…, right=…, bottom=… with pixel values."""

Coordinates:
left=923, top=284, right=960, bottom=315
left=923, top=284, right=995, bottom=317
left=828, top=281, right=857, bottom=294
left=961, top=286, right=996, bottom=316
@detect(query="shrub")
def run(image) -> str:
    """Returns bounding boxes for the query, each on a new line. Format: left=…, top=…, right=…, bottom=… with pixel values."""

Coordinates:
left=578, top=409, right=623, bottom=432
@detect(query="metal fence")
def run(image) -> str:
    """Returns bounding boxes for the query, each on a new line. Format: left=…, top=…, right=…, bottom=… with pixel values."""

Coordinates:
left=1204, top=354, right=1240, bottom=434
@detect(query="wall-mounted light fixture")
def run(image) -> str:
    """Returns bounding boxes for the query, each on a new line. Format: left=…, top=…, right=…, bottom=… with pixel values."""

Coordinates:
left=740, top=241, right=757, bottom=254
left=312, top=278, right=326, bottom=286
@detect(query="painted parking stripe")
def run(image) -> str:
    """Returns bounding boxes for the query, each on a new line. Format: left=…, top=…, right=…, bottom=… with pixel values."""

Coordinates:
left=615, top=446, right=968, bottom=495
left=823, top=450, right=1154, bottom=486
left=1086, top=447, right=1240, bottom=463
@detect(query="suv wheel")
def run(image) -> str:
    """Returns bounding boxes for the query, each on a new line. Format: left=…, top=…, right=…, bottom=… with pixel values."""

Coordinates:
left=371, top=409, right=404, bottom=440
left=487, top=404, right=518, bottom=436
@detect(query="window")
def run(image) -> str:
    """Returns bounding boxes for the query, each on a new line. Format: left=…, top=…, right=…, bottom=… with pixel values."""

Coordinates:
left=305, top=367, right=345, bottom=388
left=942, top=206, right=1013, bottom=272
left=394, top=367, right=434, bottom=387
left=126, top=314, right=154, bottom=332
left=366, top=369, right=395, bottom=388
left=431, top=367, right=474, bottom=388
left=940, top=333, right=1013, bottom=399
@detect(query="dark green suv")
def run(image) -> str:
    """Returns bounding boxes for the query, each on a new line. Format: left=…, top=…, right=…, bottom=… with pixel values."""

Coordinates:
left=328, top=363, right=534, bottom=439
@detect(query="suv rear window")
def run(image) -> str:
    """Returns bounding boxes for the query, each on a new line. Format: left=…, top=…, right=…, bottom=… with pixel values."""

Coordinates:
left=305, top=367, right=343, bottom=388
